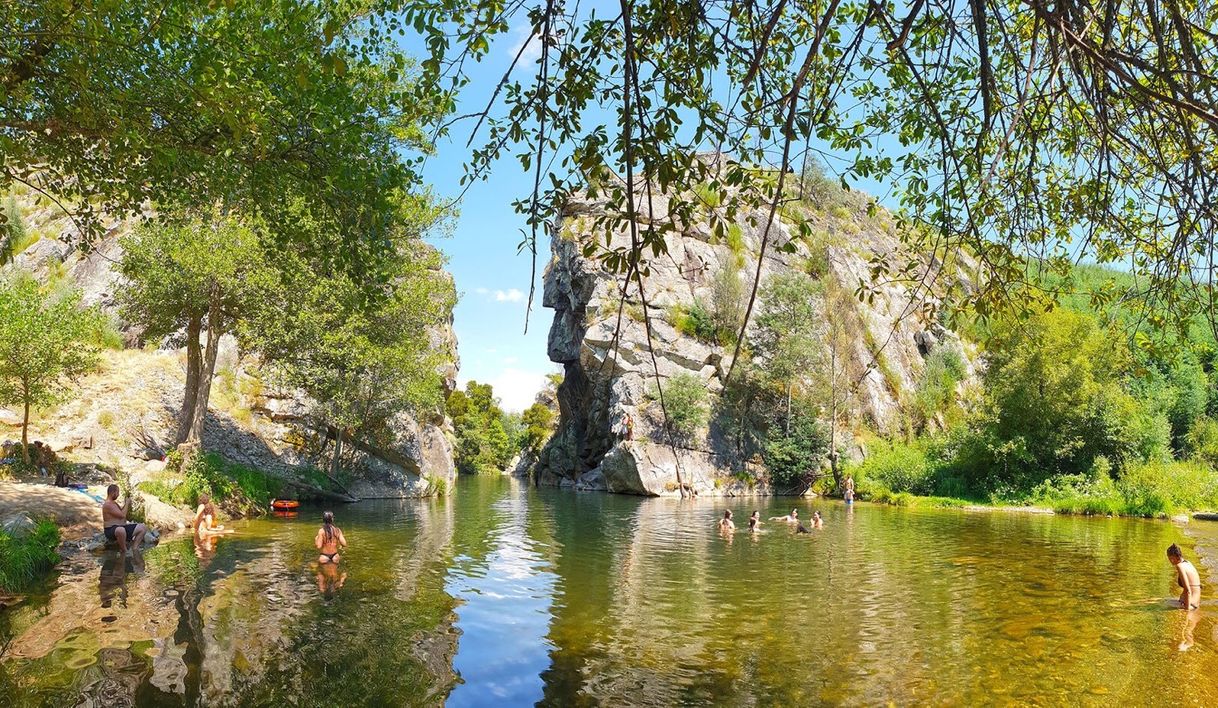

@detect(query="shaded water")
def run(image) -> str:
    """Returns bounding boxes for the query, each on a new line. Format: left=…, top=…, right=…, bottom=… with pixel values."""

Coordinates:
left=3, top=476, right=1218, bottom=705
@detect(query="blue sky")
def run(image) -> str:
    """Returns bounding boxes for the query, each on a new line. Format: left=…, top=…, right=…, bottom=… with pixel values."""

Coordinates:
left=420, top=27, right=560, bottom=412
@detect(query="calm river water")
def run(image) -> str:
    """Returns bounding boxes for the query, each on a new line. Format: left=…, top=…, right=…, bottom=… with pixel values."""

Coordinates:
left=2, top=476, right=1218, bottom=705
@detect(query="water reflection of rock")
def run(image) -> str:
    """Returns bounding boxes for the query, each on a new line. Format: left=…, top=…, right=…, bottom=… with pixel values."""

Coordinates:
left=195, top=543, right=310, bottom=702
left=389, top=495, right=460, bottom=692
left=6, top=553, right=177, bottom=661
left=0, top=551, right=178, bottom=705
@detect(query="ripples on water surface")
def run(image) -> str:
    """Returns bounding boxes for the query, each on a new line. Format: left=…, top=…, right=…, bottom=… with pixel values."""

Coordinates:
left=2, top=476, right=1218, bottom=705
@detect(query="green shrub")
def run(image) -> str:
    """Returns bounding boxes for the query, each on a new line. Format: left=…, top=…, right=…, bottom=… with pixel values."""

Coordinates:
left=849, top=437, right=942, bottom=496
left=1185, top=416, right=1218, bottom=466
left=1, top=197, right=40, bottom=264
left=0, top=519, right=61, bottom=592
left=1119, top=459, right=1218, bottom=515
left=140, top=452, right=281, bottom=516
left=651, top=372, right=710, bottom=440
left=913, top=342, right=967, bottom=429
left=671, top=302, right=719, bottom=343
left=763, top=412, right=829, bottom=488
left=1020, top=458, right=1218, bottom=517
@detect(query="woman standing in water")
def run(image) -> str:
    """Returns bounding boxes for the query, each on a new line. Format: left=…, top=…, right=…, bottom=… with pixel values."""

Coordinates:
left=315, top=511, right=348, bottom=564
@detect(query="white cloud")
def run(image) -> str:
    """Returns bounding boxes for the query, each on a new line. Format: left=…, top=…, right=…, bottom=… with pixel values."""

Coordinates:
left=474, top=287, right=490, bottom=295
left=481, top=367, right=548, bottom=412
left=494, top=288, right=525, bottom=303
left=506, top=24, right=544, bottom=63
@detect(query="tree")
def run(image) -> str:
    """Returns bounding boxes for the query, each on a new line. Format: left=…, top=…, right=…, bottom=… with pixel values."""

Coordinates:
left=521, top=402, right=556, bottom=453
left=2, top=0, right=443, bottom=269
left=651, top=373, right=710, bottom=442
left=753, top=272, right=822, bottom=432
left=450, top=382, right=516, bottom=474
left=0, top=275, right=101, bottom=461
left=119, top=214, right=271, bottom=445
left=248, top=239, right=455, bottom=478
left=966, top=309, right=1167, bottom=487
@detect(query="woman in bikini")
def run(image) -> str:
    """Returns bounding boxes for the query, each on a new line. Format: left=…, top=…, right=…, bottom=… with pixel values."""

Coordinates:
left=1168, top=543, right=1202, bottom=609
left=315, top=511, right=347, bottom=564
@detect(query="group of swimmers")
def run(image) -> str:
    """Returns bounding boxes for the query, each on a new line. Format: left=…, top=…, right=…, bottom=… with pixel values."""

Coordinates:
left=718, top=507, right=825, bottom=534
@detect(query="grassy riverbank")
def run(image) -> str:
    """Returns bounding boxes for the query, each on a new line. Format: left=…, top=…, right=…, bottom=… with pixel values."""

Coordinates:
left=0, top=520, right=60, bottom=593
left=847, top=436, right=1218, bottom=519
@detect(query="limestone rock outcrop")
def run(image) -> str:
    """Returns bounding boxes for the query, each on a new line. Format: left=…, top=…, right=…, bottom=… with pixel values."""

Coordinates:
left=531, top=171, right=970, bottom=496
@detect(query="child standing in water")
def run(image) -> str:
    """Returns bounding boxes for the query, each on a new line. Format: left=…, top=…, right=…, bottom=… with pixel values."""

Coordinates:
left=1168, top=543, right=1202, bottom=610
left=315, top=511, right=348, bottom=564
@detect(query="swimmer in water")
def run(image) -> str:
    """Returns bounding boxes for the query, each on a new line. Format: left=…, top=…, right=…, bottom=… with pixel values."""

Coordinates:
left=748, top=511, right=761, bottom=532
left=718, top=509, right=736, bottom=532
left=812, top=511, right=824, bottom=529
left=315, top=511, right=347, bottom=564
left=1168, top=543, right=1202, bottom=610
left=770, top=509, right=799, bottom=523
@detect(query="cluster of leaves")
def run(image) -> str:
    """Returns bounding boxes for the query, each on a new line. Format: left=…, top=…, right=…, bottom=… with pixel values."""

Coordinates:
left=0, top=519, right=60, bottom=593
left=2, top=0, right=443, bottom=266
left=762, top=406, right=830, bottom=489
left=449, top=382, right=516, bottom=474
left=520, top=401, right=556, bottom=454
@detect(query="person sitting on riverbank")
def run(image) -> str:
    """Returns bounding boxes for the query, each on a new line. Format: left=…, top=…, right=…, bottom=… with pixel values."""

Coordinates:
left=101, top=484, right=146, bottom=555
left=770, top=509, right=799, bottom=523
left=718, top=510, right=735, bottom=532
left=315, top=511, right=347, bottom=564
left=1168, top=543, right=1202, bottom=610
left=192, top=494, right=227, bottom=533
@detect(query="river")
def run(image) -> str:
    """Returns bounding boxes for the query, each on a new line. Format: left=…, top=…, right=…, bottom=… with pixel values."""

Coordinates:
left=2, top=476, right=1217, bottom=705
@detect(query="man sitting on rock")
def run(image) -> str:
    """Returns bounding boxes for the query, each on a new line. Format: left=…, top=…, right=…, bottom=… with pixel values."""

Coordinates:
left=101, top=484, right=146, bottom=555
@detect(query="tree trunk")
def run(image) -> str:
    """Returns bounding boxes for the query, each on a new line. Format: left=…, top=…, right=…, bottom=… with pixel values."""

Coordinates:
left=330, top=428, right=344, bottom=478
left=176, top=313, right=203, bottom=445
left=20, top=388, right=30, bottom=464
left=785, top=382, right=792, bottom=435
left=830, top=347, right=842, bottom=491
left=186, top=288, right=222, bottom=444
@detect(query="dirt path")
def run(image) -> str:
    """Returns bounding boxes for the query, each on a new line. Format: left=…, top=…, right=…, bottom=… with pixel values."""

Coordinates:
left=0, top=481, right=190, bottom=542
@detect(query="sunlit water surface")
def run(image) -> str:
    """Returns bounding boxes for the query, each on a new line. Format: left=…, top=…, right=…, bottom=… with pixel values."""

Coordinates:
left=3, top=476, right=1218, bottom=706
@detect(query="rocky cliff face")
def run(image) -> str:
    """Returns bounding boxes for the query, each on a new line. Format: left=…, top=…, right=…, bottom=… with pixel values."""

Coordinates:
left=532, top=176, right=970, bottom=496
left=1, top=190, right=459, bottom=498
